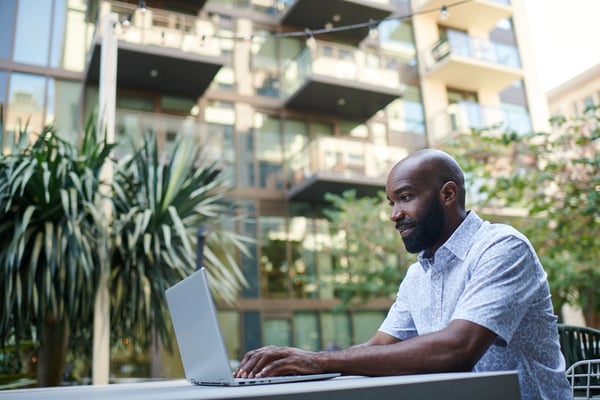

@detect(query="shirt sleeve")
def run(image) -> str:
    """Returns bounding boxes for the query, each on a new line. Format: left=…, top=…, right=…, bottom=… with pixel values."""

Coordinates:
left=451, top=234, right=545, bottom=345
left=378, top=265, right=419, bottom=340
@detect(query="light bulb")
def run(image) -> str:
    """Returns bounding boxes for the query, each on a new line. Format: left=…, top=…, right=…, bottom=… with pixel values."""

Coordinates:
left=305, top=29, right=316, bottom=49
left=440, top=5, right=450, bottom=21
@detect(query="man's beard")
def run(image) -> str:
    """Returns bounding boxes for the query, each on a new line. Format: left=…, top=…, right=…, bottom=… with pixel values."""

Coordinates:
left=400, top=198, right=444, bottom=254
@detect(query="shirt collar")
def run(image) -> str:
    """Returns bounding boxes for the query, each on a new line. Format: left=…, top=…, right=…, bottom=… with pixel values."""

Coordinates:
left=418, top=210, right=483, bottom=272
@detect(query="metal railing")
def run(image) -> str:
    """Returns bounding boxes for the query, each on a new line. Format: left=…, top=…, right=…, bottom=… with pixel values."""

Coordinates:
left=113, top=110, right=233, bottom=166
left=281, top=40, right=403, bottom=98
left=427, top=101, right=531, bottom=144
left=97, top=1, right=222, bottom=57
left=286, top=135, right=408, bottom=187
left=566, top=359, right=600, bottom=400
left=412, top=0, right=511, bottom=10
left=424, top=31, right=521, bottom=71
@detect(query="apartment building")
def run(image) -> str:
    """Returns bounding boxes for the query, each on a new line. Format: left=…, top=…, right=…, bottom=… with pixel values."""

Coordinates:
left=0, top=0, right=550, bottom=377
left=547, top=63, right=600, bottom=119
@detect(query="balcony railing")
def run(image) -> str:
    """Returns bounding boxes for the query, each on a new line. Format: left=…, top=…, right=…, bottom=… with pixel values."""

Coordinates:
left=279, top=0, right=393, bottom=11
left=286, top=136, right=408, bottom=188
left=428, top=101, right=532, bottom=144
left=97, top=1, right=221, bottom=57
left=114, top=110, right=234, bottom=179
left=413, top=0, right=510, bottom=8
left=426, top=31, right=520, bottom=71
left=281, top=41, right=403, bottom=98
left=207, top=0, right=286, bottom=16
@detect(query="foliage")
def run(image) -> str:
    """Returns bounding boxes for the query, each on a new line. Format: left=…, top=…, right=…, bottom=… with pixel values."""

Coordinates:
left=0, top=120, right=114, bottom=353
left=321, top=190, right=415, bottom=308
left=109, top=133, right=251, bottom=349
left=440, top=105, right=600, bottom=321
left=0, top=120, right=252, bottom=383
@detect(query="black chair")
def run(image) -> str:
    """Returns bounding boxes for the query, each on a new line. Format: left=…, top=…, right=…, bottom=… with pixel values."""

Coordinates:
left=558, top=324, right=600, bottom=398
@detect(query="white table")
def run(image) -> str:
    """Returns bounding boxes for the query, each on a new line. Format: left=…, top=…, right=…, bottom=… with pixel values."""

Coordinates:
left=0, top=371, right=521, bottom=400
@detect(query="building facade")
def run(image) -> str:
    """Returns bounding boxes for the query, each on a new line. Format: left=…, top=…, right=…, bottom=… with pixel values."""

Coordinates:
left=547, top=63, right=600, bottom=119
left=0, top=0, right=550, bottom=377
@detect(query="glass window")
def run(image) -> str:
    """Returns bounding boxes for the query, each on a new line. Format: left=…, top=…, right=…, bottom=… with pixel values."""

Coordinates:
left=217, top=311, right=241, bottom=363
left=50, top=0, right=67, bottom=68
left=117, top=95, right=153, bottom=112
left=293, top=312, right=319, bottom=350
left=252, top=32, right=279, bottom=98
left=205, top=100, right=235, bottom=125
left=352, top=311, right=386, bottom=344
left=0, top=0, right=16, bottom=59
left=289, top=204, right=317, bottom=299
left=255, top=113, right=283, bottom=189
left=207, top=123, right=235, bottom=186
left=284, top=118, right=307, bottom=190
left=0, top=70, right=8, bottom=152
left=0, top=70, right=7, bottom=108
left=50, top=0, right=94, bottom=71
left=379, top=19, right=415, bottom=49
left=501, top=103, right=531, bottom=135
left=14, top=0, right=53, bottom=65
left=240, top=201, right=259, bottom=298
left=309, top=121, right=333, bottom=137
left=160, top=96, right=196, bottom=115
left=339, top=120, right=367, bottom=138
left=260, top=216, right=289, bottom=298
left=209, top=14, right=235, bottom=91
left=263, top=318, right=291, bottom=347
left=314, top=218, right=335, bottom=299
left=388, top=86, right=425, bottom=134
left=321, top=312, right=351, bottom=350
left=6, top=72, right=47, bottom=136
left=242, top=312, right=261, bottom=354
left=53, top=0, right=90, bottom=71
left=237, top=128, right=255, bottom=187
left=46, top=79, right=82, bottom=143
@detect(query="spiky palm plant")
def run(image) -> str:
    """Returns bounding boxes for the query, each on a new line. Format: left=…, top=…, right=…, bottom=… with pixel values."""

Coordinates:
left=0, top=121, right=115, bottom=386
left=110, top=133, right=250, bottom=350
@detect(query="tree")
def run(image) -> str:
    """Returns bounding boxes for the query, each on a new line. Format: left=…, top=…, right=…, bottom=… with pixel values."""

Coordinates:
left=321, top=190, right=416, bottom=308
left=0, top=121, right=114, bottom=386
left=440, top=105, right=600, bottom=326
left=0, top=123, right=250, bottom=385
left=109, top=133, right=251, bottom=350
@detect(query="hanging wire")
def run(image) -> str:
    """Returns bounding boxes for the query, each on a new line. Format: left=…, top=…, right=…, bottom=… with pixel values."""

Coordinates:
left=208, top=0, right=474, bottom=42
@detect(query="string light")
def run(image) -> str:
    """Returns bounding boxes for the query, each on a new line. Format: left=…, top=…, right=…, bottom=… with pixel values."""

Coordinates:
left=138, top=0, right=147, bottom=16
left=204, top=0, right=473, bottom=43
left=368, top=19, right=379, bottom=40
left=304, top=28, right=317, bottom=49
left=440, top=5, right=450, bottom=21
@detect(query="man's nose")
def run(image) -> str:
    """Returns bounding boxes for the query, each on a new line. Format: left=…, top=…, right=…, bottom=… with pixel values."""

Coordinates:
left=390, top=205, right=404, bottom=221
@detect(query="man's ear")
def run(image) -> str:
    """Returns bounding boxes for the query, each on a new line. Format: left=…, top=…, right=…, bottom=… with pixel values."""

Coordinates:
left=440, top=181, right=457, bottom=204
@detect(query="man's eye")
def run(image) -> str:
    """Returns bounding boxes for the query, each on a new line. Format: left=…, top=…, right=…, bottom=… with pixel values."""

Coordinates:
left=400, top=195, right=412, bottom=202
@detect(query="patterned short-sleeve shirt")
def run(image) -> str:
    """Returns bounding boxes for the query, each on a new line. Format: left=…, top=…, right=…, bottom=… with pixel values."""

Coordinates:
left=379, top=211, right=571, bottom=400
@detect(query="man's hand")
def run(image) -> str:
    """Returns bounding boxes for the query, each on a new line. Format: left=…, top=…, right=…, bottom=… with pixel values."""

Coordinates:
left=233, top=346, right=324, bottom=378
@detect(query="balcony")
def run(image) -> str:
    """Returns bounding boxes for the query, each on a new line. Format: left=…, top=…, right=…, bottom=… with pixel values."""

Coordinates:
left=113, top=110, right=233, bottom=174
left=281, top=41, right=403, bottom=119
left=279, top=0, right=394, bottom=45
left=286, top=136, right=408, bottom=202
left=412, top=0, right=512, bottom=32
left=428, top=101, right=532, bottom=144
left=422, top=32, right=523, bottom=92
left=85, top=1, right=225, bottom=98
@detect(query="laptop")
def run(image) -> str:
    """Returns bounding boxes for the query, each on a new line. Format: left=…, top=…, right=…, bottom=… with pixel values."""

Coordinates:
left=165, top=267, right=341, bottom=386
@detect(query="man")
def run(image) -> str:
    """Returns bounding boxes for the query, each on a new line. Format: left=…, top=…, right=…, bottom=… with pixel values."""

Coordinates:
left=234, top=149, right=571, bottom=400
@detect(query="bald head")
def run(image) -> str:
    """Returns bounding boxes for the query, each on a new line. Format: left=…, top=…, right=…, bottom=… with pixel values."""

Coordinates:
left=389, top=149, right=466, bottom=210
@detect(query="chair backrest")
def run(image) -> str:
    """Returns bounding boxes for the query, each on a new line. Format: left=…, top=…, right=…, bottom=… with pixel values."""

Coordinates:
left=558, top=324, right=600, bottom=367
